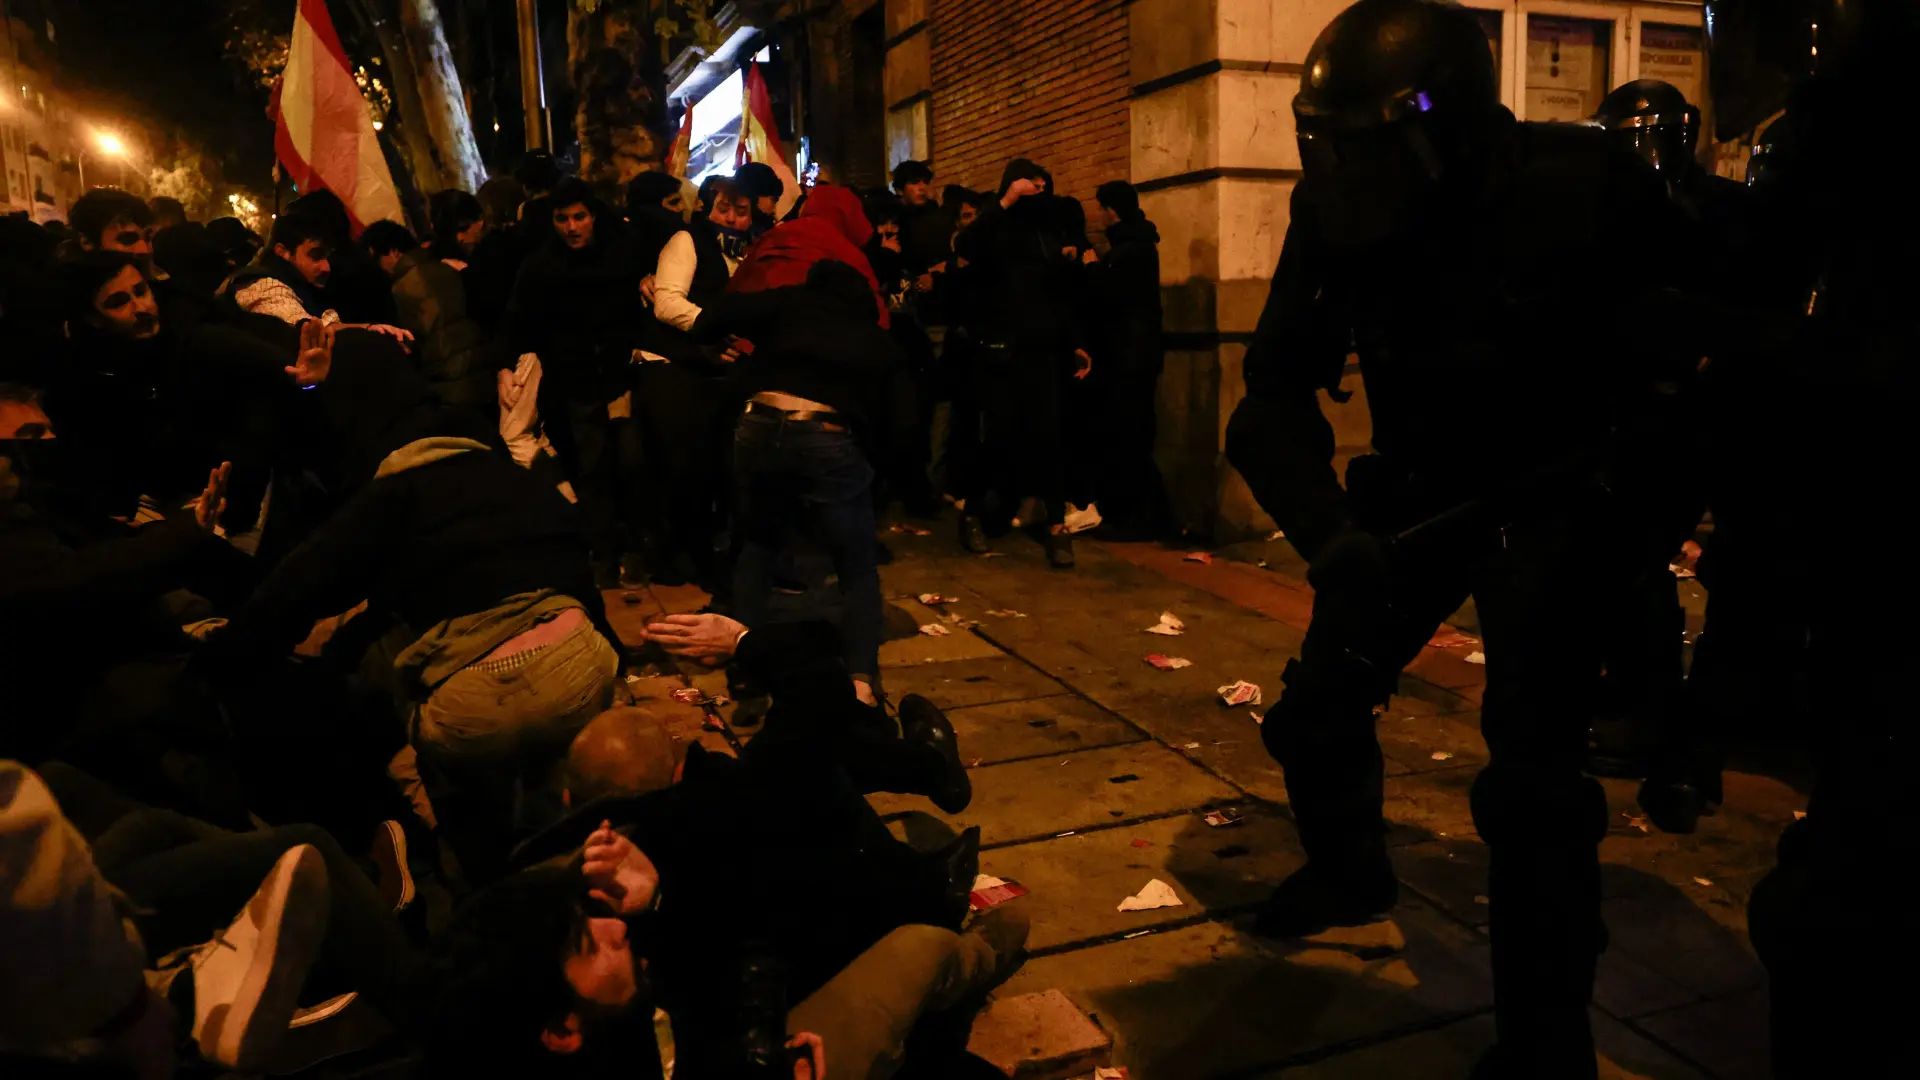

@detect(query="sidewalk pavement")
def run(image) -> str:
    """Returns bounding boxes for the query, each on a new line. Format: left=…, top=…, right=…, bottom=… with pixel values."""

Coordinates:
left=608, top=518, right=1800, bottom=1080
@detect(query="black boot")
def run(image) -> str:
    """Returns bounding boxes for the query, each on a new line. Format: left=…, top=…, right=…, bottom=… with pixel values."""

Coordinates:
left=1251, top=860, right=1398, bottom=938
left=957, top=513, right=990, bottom=554
left=927, top=825, right=982, bottom=930
left=899, top=693, right=972, bottom=814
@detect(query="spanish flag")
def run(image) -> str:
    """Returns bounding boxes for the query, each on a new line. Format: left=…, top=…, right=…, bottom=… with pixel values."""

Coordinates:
left=272, top=0, right=403, bottom=233
left=736, top=62, right=800, bottom=219
left=666, top=104, right=693, bottom=179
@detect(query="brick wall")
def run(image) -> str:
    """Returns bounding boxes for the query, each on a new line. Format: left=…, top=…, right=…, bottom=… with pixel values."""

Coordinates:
left=930, top=0, right=1131, bottom=209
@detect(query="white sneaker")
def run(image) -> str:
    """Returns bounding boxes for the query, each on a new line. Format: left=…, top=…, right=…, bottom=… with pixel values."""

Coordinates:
left=1062, top=502, right=1103, bottom=534
left=190, top=843, right=330, bottom=1070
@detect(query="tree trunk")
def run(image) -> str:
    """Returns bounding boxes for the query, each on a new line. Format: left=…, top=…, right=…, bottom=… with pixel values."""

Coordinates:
left=397, top=0, right=486, bottom=193
left=568, top=1, right=668, bottom=194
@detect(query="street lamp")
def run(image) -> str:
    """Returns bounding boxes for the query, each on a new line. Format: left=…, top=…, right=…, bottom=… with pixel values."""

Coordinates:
left=78, top=130, right=131, bottom=191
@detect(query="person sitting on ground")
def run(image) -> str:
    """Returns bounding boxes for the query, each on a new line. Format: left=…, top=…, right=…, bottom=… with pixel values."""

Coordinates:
left=1, top=385, right=248, bottom=824
left=3, top=761, right=335, bottom=1075
left=430, top=620, right=1006, bottom=1080
left=198, top=396, right=622, bottom=886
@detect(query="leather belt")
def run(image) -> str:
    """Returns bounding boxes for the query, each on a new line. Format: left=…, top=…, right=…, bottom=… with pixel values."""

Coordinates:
left=745, top=400, right=848, bottom=426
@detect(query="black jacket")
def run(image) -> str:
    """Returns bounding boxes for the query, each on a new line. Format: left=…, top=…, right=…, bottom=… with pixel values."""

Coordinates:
left=201, top=438, right=608, bottom=668
left=514, top=623, right=951, bottom=1078
left=954, top=185, right=1083, bottom=353
left=502, top=227, right=645, bottom=405
left=0, top=490, right=237, bottom=760
left=690, top=281, right=916, bottom=452
left=391, top=249, right=495, bottom=419
left=1090, top=216, right=1164, bottom=376
left=1227, top=114, right=1699, bottom=562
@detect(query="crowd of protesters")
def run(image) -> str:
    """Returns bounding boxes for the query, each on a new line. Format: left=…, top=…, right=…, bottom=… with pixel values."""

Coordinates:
left=0, top=145, right=1165, bottom=1079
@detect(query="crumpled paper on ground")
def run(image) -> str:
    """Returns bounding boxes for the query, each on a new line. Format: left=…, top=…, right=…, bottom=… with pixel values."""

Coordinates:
left=918, top=593, right=957, bottom=605
left=1464, top=651, right=1487, bottom=665
left=919, top=623, right=952, bottom=637
left=1117, top=879, right=1184, bottom=912
left=968, top=874, right=1028, bottom=911
left=1183, top=551, right=1213, bottom=564
left=1143, top=611, right=1185, bottom=636
left=1145, top=654, right=1192, bottom=670
left=1217, top=680, right=1262, bottom=707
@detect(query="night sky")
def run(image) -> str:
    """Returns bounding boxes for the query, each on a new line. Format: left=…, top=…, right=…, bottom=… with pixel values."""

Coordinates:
left=40, top=0, right=284, bottom=190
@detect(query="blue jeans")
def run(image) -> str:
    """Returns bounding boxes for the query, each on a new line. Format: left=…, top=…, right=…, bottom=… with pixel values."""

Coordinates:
left=732, top=410, right=881, bottom=679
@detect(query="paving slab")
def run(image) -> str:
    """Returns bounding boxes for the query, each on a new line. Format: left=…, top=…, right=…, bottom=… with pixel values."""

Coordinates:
left=966, top=989, right=1113, bottom=1079
left=882, top=655, right=1071, bottom=710
left=1382, top=766, right=1480, bottom=847
left=946, top=695, right=1147, bottom=766
left=1627, top=988, right=1771, bottom=1080
left=880, top=601, right=1006, bottom=665
left=990, top=906, right=1491, bottom=1080
left=1245, top=1010, right=1707, bottom=1079
left=975, top=805, right=1304, bottom=952
left=870, top=742, right=1241, bottom=847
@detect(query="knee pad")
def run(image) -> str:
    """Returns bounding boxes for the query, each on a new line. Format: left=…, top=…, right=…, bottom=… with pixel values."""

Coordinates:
left=1471, top=762, right=1608, bottom=849
left=1262, top=657, right=1392, bottom=765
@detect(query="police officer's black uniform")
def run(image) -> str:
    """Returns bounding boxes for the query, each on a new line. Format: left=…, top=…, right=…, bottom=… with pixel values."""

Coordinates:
left=1703, top=3, right=1912, bottom=1075
left=1225, top=2, right=1700, bottom=1074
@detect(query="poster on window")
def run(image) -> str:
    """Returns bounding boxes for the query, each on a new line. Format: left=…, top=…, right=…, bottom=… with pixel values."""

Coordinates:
left=1527, top=17, right=1610, bottom=123
left=1639, top=24, right=1705, bottom=107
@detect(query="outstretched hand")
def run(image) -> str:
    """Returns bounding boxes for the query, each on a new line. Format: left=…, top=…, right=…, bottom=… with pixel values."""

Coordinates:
left=191, top=462, right=231, bottom=534
left=288, top=320, right=335, bottom=387
left=642, top=612, right=748, bottom=666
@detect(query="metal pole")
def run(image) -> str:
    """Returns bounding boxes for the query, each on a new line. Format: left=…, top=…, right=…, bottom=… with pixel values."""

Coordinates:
left=515, top=0, right=546, bottom=152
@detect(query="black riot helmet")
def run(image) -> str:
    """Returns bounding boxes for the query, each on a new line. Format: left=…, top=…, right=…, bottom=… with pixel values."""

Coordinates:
left=1591, top=80, right=1700, bottom=176
left=1705, top=0, right=1919, bottom=140
left=1293, top=0, right=1501, bottom=248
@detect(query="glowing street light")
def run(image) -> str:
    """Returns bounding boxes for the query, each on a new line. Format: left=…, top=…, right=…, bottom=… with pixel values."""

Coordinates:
left=94, top=131, right=128, bottom=157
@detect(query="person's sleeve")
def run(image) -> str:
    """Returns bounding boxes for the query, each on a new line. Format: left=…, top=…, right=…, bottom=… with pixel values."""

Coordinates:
left=0, top=512, right=216, bottom=614
left=233, top=278, right=318, bottom=326
left=688, top=287, right=789, bottom=344
left=500, top=260, right=546, bottom=368
left=653, top=231, right=704, bottom=332
left=1223, top=196, right=1354, bottom=562
left=0, top=762, right=148, bottom=1045
left=201, top=478, right=400, bottom=666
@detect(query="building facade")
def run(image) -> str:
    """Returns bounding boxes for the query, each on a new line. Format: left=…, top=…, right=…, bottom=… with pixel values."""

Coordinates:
left=671, top=0, right=1714, bottom=537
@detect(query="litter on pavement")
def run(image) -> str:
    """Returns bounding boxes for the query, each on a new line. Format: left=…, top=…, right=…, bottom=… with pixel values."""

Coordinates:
left=1268, top=530, right=1286, bottom=541
left=1431, top=751, right=1453, bottom=761
left=1217, top=680, right=1262, bottom=707
left=1249, top=710, right=1264, bottom=724
left=1117, top=879, right=1184, bottom=912
left=1143, top=611, right=1185, bottom=636
left=1145, top=653, right=1193, bottom=670
left=1203, top=808, right=1245, bottom=828
left=917, top=593, right=957, bottom=605
left=1131, top=838, right=1152, bottom=848
left=968, top=874, right=1028, bottom=911
left=670, top=687, right=726, bottom=706
left=1095, top=1068, right=1131, bottom=1079
left=918, top=623, right=952, bottom=637
left=1693, top=877, right=1714, bottom=887
left=1427, top=628, right=1479, bottom=648
left=1184, top=551, right=1213, bottom=564
left=1181, top=742, right=1202, bottom=750
left=1465, top=651, right=1487, bottom=665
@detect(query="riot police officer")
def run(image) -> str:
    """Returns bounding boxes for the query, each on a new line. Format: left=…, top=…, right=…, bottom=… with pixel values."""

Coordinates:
left=1703, top=2, right=1911, bottom=1075
left=1583, top=79, right=1753, bottom=833
left=1225, top=1, right=1700, bottom=1074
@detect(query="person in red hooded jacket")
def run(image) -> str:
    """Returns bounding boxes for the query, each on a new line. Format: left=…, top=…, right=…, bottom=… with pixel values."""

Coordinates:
left=724, top=185, right=890, bottom=329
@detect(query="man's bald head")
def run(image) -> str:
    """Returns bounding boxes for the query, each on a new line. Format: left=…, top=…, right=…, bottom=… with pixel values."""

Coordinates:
left=564, top=706, right=681, bottom=806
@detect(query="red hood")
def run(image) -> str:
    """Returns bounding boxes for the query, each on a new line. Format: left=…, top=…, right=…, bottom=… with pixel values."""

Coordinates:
left=724, top=183, right=888, bottom=327
left=798, top=184, right=873, bottom=249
